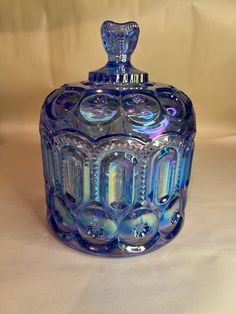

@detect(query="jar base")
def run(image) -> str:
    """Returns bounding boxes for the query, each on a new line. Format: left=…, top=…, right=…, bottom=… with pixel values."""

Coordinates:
left=47, top=209, right=185, bottom=257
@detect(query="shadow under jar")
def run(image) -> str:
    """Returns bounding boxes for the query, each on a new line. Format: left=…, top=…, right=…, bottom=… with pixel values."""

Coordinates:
left=39, top=20, right=196, bottom=257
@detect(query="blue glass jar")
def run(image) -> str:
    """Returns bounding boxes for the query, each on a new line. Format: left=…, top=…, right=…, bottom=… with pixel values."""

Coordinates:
left=40, top=21, right=196, bottom=256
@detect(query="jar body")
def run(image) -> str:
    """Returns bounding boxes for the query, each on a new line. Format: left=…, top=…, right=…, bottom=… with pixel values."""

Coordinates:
left=40, top=82, right=196, bottom=256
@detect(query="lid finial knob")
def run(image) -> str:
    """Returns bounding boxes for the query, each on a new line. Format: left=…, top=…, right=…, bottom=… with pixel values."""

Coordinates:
left=101, top=20, right=140, bottom=62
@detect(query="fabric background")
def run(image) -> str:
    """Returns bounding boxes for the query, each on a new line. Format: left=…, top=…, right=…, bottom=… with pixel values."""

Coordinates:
left=0, top=0, right=235, bottom=313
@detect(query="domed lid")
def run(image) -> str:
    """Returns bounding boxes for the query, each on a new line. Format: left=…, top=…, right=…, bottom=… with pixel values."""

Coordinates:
left=89, top=20, right=148, bottom=84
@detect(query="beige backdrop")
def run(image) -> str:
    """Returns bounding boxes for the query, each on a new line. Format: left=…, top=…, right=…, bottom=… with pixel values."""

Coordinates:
left=0, top=1, right=236, bottom=314
left=1, top=0, right=236, bottom=133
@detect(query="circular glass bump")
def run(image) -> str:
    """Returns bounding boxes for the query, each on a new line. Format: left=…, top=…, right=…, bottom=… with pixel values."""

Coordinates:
left=44, top=89, right=63, bottom=119
left=159, top=196, right=184, bottom=240
left=52, top=91, right=81, bottom=119
left=79, top=93, right=119, bottom=123
left=118, top=208, right=159, bottom=253
left=156, top=91, right=185, bottom=119
left=51, top=196, right=76, bottom=240
left=122, top=94, right=160, bottom=125
left=76, top=207, right=118, bottom=246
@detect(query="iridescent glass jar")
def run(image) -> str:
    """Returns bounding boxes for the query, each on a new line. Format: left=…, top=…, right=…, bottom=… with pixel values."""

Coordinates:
left=40, top=20, right=196, bottom=256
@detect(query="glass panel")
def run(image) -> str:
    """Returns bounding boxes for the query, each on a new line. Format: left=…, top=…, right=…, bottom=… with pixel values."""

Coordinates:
left=41, top=138, right=55, bottom=186
left=180, top=141, right=194, bottom=190
left=100, top=152, right=138, bottom=217
left=61, top=146, right=90, bottom=203
left=152, top=148, right=177, bottom=205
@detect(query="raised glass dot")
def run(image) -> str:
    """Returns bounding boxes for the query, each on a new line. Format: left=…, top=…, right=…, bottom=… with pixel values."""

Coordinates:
left=159, top=196, right=183, bottom=236
left=76, top=207, right=118, bottom=245
left=122, top=94, right=160, bottom=124
left=52, top=91, right=81, bottom=119
left=156, top=92, right=185, bottom=118
left=79, top=94, right=118, bottom=123
left=118, top=208, right=159, bottom=246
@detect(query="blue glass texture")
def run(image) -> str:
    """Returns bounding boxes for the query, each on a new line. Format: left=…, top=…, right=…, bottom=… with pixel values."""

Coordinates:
left=39, top=20, right=196, bottom=256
